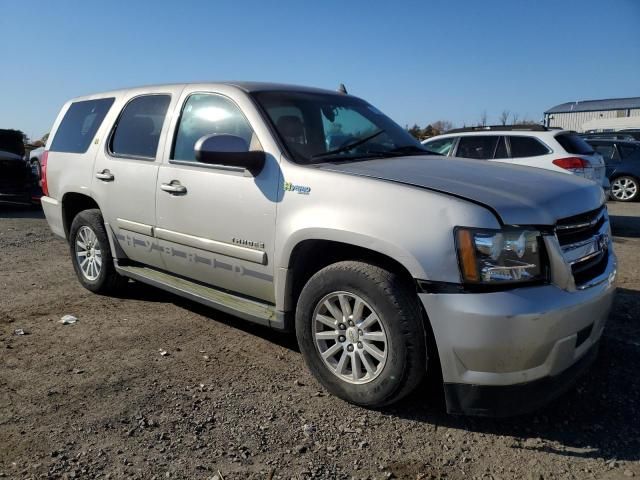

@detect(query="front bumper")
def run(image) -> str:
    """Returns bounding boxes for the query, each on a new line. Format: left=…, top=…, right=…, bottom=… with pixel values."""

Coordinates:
left=443, top=340, right=599, bottom=416
left=419, top=252, right=616, bottom=416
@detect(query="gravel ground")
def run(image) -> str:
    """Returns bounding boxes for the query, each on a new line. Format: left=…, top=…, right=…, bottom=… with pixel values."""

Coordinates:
left=1, top=202, right=639, bottom=480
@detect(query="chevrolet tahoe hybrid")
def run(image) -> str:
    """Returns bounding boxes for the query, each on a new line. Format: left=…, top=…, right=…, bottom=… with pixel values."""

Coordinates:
left=40, top=82, right=616, bottom=416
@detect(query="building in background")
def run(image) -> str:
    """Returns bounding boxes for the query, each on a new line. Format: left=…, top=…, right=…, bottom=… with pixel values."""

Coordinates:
left=544, top=97, right=640, bottom=132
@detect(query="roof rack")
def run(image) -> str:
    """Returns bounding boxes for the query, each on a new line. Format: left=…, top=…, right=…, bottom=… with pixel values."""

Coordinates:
left=447, top=124, right=549, bottom=134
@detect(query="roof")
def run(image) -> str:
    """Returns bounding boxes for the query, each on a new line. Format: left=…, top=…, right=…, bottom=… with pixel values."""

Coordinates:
left=225, top=81, right=339, bottom=94
left=446, top=124, right=549, bottom=134
left=69, top=81, right=341, bottom=103
left=545, top=96, right=640, bottom=114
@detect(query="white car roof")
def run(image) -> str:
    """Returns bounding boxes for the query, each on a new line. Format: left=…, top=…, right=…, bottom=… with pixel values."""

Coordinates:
left=423, top=129, right=570, bottom=143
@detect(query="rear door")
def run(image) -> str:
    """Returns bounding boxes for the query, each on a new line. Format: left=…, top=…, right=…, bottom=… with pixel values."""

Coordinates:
left=92, top=87, right=181, bottom=270
left=590, top=141, right=621, bottom=178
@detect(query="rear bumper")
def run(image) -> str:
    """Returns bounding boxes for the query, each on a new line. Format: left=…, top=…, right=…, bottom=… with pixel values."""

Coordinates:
left=40, top=196, right=66, bottom=239
left=419, top=253, right=616, bottom=416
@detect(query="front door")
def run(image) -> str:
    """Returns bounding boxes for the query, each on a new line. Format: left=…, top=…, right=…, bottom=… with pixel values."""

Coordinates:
left=155, top=90, right=279, bottom=303
left=92, top=88, right=180, bottom=270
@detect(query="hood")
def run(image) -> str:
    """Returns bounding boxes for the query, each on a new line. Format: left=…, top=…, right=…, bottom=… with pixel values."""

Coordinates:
left=318, top=156, right=604, bottom=225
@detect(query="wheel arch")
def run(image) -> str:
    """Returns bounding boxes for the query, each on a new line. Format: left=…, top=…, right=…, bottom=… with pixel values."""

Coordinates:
left=277, top=228, right=428, bottom=311
left=61, top=192, right=101, bottom=239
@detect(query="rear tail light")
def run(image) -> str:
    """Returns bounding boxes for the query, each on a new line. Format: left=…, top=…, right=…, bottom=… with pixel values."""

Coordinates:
left=41, top=150, right=49, bottom=196
left=552, top=157, right=589, bottom=170
left=552, top=156, right=593, bottom=176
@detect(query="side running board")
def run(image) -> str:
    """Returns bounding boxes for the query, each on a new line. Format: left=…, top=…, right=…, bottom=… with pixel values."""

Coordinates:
left=115, top=262, right=285, bottom=330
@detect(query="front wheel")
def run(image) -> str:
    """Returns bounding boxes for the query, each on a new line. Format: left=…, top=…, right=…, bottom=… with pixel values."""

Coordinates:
left=295, top=261, right=426, bottom=407
left=611, top=176, right=639, bottom=202
left=69, top=209, right=126, bottom=294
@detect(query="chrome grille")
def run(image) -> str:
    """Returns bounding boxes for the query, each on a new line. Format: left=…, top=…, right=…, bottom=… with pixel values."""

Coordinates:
left=556, top=206, right=610, bottom=288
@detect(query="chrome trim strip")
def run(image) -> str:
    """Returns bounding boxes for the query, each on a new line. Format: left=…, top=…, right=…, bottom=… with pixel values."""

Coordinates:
left=556, top=209, right=605, bottom=231
left=116, top=218, right=153, bottom=236
left=559, top=219, right=610, bottom=266
left=154, top=227, right=267, bottom=265
left=576, top=262, right=615, bottom=290
left=169, top=159, right=247, bottom=174
left=568, top=249, right=604, bottom=267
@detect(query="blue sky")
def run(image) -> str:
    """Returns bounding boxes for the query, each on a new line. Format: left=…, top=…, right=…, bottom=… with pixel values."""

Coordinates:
left=2, top=0, right=639, bottom=140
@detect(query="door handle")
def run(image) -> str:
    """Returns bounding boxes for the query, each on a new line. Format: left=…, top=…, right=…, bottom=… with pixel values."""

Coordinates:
left=95, top=169, right=115, bottom=182
left=160, top=182, right=187, bottom=195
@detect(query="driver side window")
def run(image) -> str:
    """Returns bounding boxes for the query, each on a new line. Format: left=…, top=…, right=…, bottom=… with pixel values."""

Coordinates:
left=172, top=93, right=257, bottom=162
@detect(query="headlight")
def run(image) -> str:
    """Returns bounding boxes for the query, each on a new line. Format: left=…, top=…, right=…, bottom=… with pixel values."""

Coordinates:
left=455, top=227, right=545, bottom=285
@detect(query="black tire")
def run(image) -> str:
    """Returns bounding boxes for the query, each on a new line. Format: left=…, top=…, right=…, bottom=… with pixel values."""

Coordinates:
left=295, top=261, right=426, bottom=407
left=610, top=175, right=639, bottom=202
left=69, top=209, right=126, bottom=294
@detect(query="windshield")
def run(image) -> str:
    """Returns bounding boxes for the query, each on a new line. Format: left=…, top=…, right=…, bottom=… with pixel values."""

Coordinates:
left=252, top=91, right=426, bottom=164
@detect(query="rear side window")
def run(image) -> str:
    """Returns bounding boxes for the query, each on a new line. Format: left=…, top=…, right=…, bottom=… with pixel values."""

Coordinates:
left=110, top=95, right=171, bottom=159
left=555, top=133, right=594, bottom=155
left=456, top=136, right=499, bottom=160
left=509, top=136, right=550, bottom=158
left=592, top=144, right=620, bottom=163
left=50, top=98, right=114, bottom=153
left=424, top=137, right=456, bottom=155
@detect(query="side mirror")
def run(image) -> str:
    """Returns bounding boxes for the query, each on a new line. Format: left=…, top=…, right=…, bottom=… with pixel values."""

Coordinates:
left=194, top=134, right=265, bottom=175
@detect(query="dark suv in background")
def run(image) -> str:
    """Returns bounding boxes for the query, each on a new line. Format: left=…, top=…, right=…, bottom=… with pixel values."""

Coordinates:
left=586, top=139, right=640, bottom=202
left=0, top=129, right=41, bottom=205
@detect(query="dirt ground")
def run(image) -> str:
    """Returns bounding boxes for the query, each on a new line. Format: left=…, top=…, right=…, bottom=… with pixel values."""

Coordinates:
left=1, top=202, right=639, bottom=480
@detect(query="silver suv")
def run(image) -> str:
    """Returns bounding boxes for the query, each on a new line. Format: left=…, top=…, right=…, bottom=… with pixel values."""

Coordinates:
left=40, top=83, right=616, bottom=416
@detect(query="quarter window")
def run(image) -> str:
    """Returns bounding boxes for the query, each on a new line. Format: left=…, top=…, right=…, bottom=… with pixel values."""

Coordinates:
left=508, top=136, right=550, bottom=158
left=555, top=133, right=594, bottom=155
left=110, top=95, right=171, bottom=159
left=456, top=136, right=499, bottom=160
left=172, top=94, right=256, bottom=162
left=50, top=98, right=114, bottom=154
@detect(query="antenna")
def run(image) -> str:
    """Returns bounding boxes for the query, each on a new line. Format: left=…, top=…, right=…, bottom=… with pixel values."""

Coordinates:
left=338, top=83, right=348, bottom=95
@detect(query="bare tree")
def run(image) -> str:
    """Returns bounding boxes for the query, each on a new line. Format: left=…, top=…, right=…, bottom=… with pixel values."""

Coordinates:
left=431, top=120, right=454, bottom=135
left=519, top=118, right=540, bottom=126
left=499, top=110, right=510, bottom=126
left=479, top=110, right=488, bottom=127
left=510, top=112, right=520, bottom=125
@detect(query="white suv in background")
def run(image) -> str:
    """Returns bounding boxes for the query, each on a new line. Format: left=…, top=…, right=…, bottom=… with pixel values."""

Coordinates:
left=422, top=126, right=609, bottom=192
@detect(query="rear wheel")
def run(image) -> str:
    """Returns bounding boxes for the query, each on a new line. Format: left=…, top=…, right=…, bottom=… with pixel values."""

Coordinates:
left=611, top=176, right=639, bottom=202
left=295, top=261, right=426, bottom=407
left=69, top=209, right=126, bottom=294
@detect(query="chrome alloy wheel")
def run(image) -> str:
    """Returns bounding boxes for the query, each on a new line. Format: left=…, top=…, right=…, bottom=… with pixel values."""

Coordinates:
left=312, top=291, right=388, bottom=384
left=611, top=177, right=638, bottom=201
left=75, top=225, right=102, bottom=281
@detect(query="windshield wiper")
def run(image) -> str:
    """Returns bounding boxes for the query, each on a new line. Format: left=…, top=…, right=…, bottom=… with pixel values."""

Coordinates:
left=388, top=145, right=434, bottom=155
left=312, top=129, right=385, bottom=159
